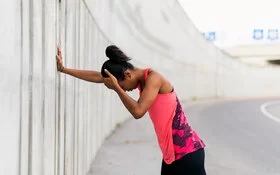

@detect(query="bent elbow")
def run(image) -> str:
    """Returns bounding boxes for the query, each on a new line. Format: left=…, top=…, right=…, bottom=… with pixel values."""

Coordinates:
left=133, top=110, right=145, bottom=119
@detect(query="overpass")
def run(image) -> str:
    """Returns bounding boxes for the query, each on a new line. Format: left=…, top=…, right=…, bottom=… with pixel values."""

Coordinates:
left=222, top=44, right=280, bottom=67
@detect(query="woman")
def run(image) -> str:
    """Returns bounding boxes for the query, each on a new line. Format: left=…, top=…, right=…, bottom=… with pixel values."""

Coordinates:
left=56, top=45, right=206, bottom=175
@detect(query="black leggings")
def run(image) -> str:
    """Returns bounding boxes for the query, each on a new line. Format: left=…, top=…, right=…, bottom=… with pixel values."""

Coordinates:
left=161, top=148, right=206, bottom=175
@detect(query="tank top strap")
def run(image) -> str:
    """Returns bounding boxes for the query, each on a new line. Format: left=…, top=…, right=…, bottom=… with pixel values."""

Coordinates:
left=137, top=68, right=151, bottom=94
left=144, top=68, right=151, bottom=80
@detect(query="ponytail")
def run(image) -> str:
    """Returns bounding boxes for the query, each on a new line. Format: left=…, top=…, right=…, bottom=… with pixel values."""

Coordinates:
left=105, top=45, right=131, bottom=63
left=101, top=45, right=134, bottom=80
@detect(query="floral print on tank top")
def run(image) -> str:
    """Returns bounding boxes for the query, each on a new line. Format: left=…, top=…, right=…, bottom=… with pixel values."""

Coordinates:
left=172, top=96, right=205, bottom=160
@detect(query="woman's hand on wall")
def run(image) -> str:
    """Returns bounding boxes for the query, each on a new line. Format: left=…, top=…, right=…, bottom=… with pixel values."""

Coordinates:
left=56, top=45, right=64, bottom=72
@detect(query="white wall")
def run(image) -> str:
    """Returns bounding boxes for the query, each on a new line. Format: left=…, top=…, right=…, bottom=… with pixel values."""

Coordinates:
left=0, top=0, right=280, bottom=175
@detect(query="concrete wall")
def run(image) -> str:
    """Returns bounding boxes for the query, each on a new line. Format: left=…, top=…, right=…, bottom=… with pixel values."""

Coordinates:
left=0, top=0, right=280, bottom=175
left=1, top=0, right=127, bottom=175
left=84, top=0, right=280, bottom=99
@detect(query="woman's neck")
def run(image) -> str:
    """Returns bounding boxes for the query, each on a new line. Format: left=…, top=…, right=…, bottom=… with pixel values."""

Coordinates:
left=134, top=68, right=147, bottom=89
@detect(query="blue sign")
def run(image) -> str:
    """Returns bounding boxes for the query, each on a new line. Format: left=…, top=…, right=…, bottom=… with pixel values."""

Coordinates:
left=253, top=29, right=264, bottom=40
left=267, top=29, right=278, bottom=40
left=203, top=31, right=216, bottom=41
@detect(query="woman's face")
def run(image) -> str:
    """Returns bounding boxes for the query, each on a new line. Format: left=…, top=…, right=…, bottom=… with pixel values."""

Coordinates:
left=118, top=70, right=139, bottom=92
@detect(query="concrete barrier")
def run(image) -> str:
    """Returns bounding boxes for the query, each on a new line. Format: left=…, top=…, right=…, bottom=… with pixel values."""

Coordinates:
left=0, top=0, right=279, bottom=174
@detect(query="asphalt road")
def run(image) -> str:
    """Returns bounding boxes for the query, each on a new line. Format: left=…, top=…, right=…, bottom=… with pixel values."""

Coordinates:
left=89, top=98, right=280, bottom=175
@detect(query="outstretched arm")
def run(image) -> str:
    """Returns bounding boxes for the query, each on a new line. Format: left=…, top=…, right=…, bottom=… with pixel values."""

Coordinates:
left=56, top=46, right=103, bottom=83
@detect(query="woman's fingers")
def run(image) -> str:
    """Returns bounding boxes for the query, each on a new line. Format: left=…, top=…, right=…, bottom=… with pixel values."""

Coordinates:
left=57, top=45, right=61, bottom=56
left=104, top=69, right=118, bottom=83
left=104, top=69, right=113, bottom=78
left=56, top=45, right=63, bottom=71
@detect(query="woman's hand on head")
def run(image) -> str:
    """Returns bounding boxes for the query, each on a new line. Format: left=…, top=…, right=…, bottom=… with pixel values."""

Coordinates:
left=103, top=69, right=120, bottom=90
left=56, top=45, right=64, bottom=72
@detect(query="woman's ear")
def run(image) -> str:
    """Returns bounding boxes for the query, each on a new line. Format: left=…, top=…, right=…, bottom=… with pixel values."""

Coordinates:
left=123, top=70, right=132, bottom=79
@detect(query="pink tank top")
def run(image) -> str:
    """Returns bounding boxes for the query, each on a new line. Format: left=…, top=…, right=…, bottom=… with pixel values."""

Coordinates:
left=138, top=68, right=205, bottom=164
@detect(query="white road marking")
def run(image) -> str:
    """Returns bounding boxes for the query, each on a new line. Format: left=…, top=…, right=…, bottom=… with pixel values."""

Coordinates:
left=260, top=101, right=280, bottom=123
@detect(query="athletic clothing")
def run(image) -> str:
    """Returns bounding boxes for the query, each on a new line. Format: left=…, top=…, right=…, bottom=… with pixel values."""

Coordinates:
left=138, top=68, right=206, bottom=173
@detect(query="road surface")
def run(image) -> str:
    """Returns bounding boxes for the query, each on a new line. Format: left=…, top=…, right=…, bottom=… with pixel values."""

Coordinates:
left=89, top=98, right=280, bottom=175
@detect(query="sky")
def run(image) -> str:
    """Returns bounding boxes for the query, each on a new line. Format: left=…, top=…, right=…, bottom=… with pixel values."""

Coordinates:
left=178, top=0, right=280, bottom=48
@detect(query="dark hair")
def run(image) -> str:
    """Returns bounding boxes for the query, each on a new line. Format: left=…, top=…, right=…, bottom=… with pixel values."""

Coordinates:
left=101, top=45, right=134, bottom=80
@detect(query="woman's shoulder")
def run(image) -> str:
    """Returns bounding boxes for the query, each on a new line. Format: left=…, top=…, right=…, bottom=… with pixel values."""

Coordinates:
left=145, top=70, right=165, bottom=84
left=146, top=69, right=174, bottom=94
left=146, top=69, right=165, bottom=79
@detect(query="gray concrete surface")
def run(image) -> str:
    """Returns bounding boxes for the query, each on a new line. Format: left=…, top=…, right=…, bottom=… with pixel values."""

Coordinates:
left=89, top=98, right=280, bottom=175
